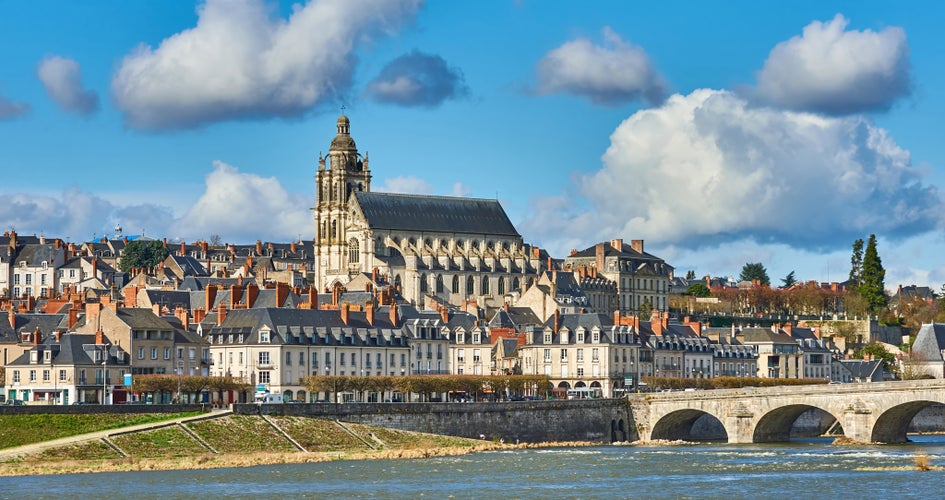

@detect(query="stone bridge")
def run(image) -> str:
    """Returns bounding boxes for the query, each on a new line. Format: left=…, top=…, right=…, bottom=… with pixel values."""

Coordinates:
left=629, top=379, right=945, bottom=444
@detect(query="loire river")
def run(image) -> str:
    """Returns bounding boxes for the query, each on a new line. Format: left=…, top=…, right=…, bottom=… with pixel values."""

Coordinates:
left=2, top=436, right=943, bottom=499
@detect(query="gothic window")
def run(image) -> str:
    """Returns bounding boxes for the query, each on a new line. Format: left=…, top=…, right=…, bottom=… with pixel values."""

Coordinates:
left=512, top=277, right=520, bottom=291
left=331, top=220, right=337, bottom=240
left=419, top=274, right=428, bottom=293
left=348, top=239, right=360, bottom=263
left=498, top=278, right=505, bottom=295
left=481, top=276, right=490, bottom=295
left=466, top=276, right=475, bottom=295
left=451, top=275, right=460, bottom=294
left=346, top=183, right=353, bottom=201
left=435, top=275, right=444, bottom=294
left=394, top=274, right=403, bottom=292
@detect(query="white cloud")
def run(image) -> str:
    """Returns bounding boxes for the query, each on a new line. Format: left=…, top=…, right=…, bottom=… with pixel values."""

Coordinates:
left=111, top=0, right=421, bottom=130
left=0, top=87, right=30, bottom=119
left=755, top=14, right=911, bottom=114
left=375, top=175, right=435, bottom=195
left=170, top=161, right=310, bottom=241
left=534, top=27, right=666, bottom=106
left=37, top=55, right=99, bottom=116
left=0, top=187, right=175, bottom=241
left=521, top=89, right=944, bottom=257
left=366, top=50, right=469, bottom=107
left=451, top=182, right=471, bottom=197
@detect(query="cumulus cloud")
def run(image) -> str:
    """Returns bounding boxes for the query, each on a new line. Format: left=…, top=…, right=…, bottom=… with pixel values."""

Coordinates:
left=365, top=50, right=469, bottom=107
left=375, top=175, right=435, bottom=195
left=533, top=27, right=666, bottom=106
left=170, top=161, right=310, bottom=241
left=111, top=0, right=421, bottom=130
left=521, top=89, right=943, bottom=255
left=37, top=55, right=99, bottom=116
left=755, top=14, right=911, bottom=114
left=451, top=182, right=471, bottom=197
left=0, top=187, right=175, bottom=241
left=0, top=88, right=30, bottom=119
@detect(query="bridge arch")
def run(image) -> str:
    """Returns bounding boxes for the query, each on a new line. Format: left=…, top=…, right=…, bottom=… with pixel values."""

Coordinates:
left=753, top=404, right=841, bottom=443
left=871, top=400, right=942, bottom=444
left=651, top=409, right=727, bottom=442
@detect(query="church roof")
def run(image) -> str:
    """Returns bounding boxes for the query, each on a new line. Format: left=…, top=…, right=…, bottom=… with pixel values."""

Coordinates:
left=353, top=191, right=520, bottom=237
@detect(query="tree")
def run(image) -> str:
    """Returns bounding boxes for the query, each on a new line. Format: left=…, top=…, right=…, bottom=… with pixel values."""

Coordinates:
left=686, top=283, right=711, bottom=297
left=119, top=240, right=170, bottom=273
left=209, top=234, right=223, bottom=246
left=739, top=262, right=770, bottom=286
left=849, top=238, right=864, bottom=287
left=780, top=271, right=797, bottom=288
left=855, top=342, right=896, bottom=372
left=638, top=297, right=653, bottom=317
left=685, top=270, right=696, bottom=280
left=858, top=234, right=887, bottom=315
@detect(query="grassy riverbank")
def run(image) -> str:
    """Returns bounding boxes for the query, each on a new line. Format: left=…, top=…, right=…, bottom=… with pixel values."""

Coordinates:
left=0, top=414, right=598, bottom=477
left=0, top=412, right=203, bottom=449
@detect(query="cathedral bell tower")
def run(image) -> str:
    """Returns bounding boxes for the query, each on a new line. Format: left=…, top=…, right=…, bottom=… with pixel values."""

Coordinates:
left=313, top=114, right=372, bottom=290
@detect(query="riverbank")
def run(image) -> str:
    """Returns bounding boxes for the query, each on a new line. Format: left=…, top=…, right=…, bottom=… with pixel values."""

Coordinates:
left=0, top=440, right=603, bottom=477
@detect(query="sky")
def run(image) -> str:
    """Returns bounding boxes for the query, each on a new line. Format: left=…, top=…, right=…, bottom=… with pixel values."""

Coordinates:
left=1, top=0, right=944, bottom=291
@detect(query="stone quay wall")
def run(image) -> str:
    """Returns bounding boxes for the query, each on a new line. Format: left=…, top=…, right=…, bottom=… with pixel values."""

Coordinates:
left=235, top=399, right=635, bottom=443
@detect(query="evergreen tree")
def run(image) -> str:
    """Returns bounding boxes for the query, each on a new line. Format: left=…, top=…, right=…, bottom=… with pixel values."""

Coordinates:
left=780, top=270, right=797, bottom=288
left=738, top=262, right=770, bottom=286
left=849, top=238, right=864, bottom=286
left=119, top=240, right=170, bottom=273
left=686, top=283, right=711, bottom=297
left=857, top=234, right=887, bottom=314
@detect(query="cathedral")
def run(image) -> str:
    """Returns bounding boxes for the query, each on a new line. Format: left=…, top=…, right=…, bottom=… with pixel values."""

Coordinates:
left=312, top=115, right=545, bottom=309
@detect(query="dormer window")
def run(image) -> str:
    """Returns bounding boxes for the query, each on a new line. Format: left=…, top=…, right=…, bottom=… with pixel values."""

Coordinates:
left=42, top=261, right=48, bottom=269
left=259, top=329, right=271, bottom=344
left=543, top=333, right=552, bottom=344
left=577, top=331, right=584, bottom=343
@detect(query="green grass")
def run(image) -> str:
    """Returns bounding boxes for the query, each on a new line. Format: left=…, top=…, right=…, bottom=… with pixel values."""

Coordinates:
left=30, top=441, right=120, bottom=461
left=186, top=415, right=297, bottom=454
left=344, top=422, right=477, bottom=449
left=112, top=426, right=209, bottom=458
left=268, top=416, right=369, bottom=452
left=0, top=412, right=203, bottom=450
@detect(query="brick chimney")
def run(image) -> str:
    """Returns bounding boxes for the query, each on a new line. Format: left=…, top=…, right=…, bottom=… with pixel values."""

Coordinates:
left=553, top=309, right=561, bottom=332
left=67, top=307, right=79, bottom=330
left=255, top=240, right=263, bottom=255
left=611, top=239, right=623, bottom=251
left=216, top=303, right=227, bottom=326
left=340, top=303, right=350, bottom=325
left=230, top=284, right=243, bottom=309
left=201, top=241, right=209, bottom=254
left=125, top=285, right=139, bottom=308
left=85, top=301, right=102, bottom=327
left=783, top=322, right=793, bottom=335
left=179, top=241, right=186, bottom=256
left=162, top=237, right=167, bottom=248
left=332, top=285, right=341, bottom=306
left=389, top=302, right=399, bottom=326
left=206, top=284, right=218, bottom=311
left=688, top=318, right=702, bottom=336
left=152, top=303, right=162, bottom=317
left=193, top=308, right=206, bottom=324
left=91, top=257, right=98, bottom=279
left=32, top=327, right=42, bottom=345
left=547, top=256, right=553, bottom=271
left=365, top=301, right=375, bottom=326
left=595, top=243, right=605, bottom=270
left=290, top=241, right=297, bottom=254
left=614, top=309, right=621, bottom=326
left=177, top=307, right=190, bottom=331
left=532, top=247, right=540, bottom=259
left=95, top=329, right=104, bottom=346
left=276, top=282, right=289, bottom=308
left=440, top=307, right=449, bottom=324
left=631, top=240, right=644, bottom=254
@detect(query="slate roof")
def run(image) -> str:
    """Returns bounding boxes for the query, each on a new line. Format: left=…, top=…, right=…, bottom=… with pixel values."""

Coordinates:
left=115, top=308, right=176, bottom=330
left=741, top=328, right=797, bottom=344
left=353, top=191, right=520, bottom=237
left=840, top=359, right=884, bottom=380
left=911, top=323, right=945, bottom=362
left=488, top=307, right=543, bottom=330
left=169, top=255, right=209, bottom=276
left=143, top=290, right=194, bottom=311
left=207, top=308, right=405, bottom=346
left=13, top=244, right=62, bottom=266
left=7, top=332, right=125, bottom=367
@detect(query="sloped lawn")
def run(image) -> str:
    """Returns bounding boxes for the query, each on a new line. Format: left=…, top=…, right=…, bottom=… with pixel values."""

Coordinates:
left=187, top=415, right=296, bottom=453
left=268, top=416, right=369, bottom=452
left=111, top=426, right=209, bottom=458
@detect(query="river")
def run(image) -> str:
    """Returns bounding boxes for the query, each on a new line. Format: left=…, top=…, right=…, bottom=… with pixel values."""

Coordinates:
left=2, top=436, right=943, bottom=499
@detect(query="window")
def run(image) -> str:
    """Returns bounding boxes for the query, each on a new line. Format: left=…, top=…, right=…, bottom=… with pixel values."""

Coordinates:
left=592, top=331, right=600, bottom=343
left=150, top=347, right=158, bottom=360
left=560, top=366, right=567, bottom=378
left=258, top=351, right=270, bottom=366
left=59, top=369, right=66, bottom=381
left=12, top=370, right=19, bottom=383
left=42, top=369, right=50, bottom=382
left=70, top=269, right=75, bottom=278
left=164, top=347, right=171, bottom=360
left=25, top=274, right=31, bottom=285
left=543, top=333, right=552, bottom=344
left=299, top=352, right=305, bottom=366
left=457, top=349, right=465, bottom=362
left=13, top=274, right=19, bottom=284
left=576, top=331, right=584, bottom=343
left=189, top=348, right=195, bottom=360
left=400, top=353, right=406, bottom=367
left=543, top=349, right=551, bottom=362
left=592, top=348, right=599, bottom=362
left=239, top=352, right=244, bottom=365
left=258, top=371, right=271, bottom=384
left=560, top=349, right=568, bottom=361
left=350, top=353, right=356, bottom=366
left=259, top=330, right=270, bottom=343
left=577, top=367, right=584, bottom=377
left=473, top=332, right=480, bottom=344
left=348, top=238, right=360, bottom=263
left=577, top=349, right=584, bottom=362
left=473, top=349, right=481, bottom=363
left=40, top=274, right=46, bottom=285
left=29, top=370, right=36, bottom=382
left=286, top=351, right=292, bottom=366
left=137, top=347, right=144, bottom=360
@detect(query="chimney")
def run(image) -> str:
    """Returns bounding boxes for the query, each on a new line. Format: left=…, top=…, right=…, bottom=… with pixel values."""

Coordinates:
left=614, top=310, right=621, bottom=326
left=230, top=284, right=243, bottom=309
left=193, top=308, right=206, bottom=324
left=570, top=249, right=578, bottom=256
left=332, top=285, right=341, bottom=306
left=54, top=330, right=62, bottom=342
left=216, top=303, right=227, bottom=326
left=546, top=256, right=553, bottom=271
left=365, top=301, right=375, bottom=326
left=784, top=322, right=793, bottom=335
left=68, top=242, right=76, bottom=257
left=276, top=282, right=289, bottom=307
left=440, top=307, right=449, bottom=324
left=85, top=301, right=102, bottom=327
left=595, top=243, right=605, bottom=271
left=553, top=309, right=561, bottom=332
left=206, top=284, right=218, bottom=311
left=504, top=302, right=510, bottom=313
left=688, top=318, right=702, bottom=336
left=67, top=308, right=79, bottom=330
left=201, top=241, right=209, bottom=254
left=162, top=237, right=167, bottom=248
left=611, top=239, right=623, bottom=251
left=631, top=240, right=644, bottom=254
left=255, top=240, right=263, bottom=255
left=91, top=257, right=98, bottom=279
left=152, top=303, right=161, bottom=317
left=372, top=267, right=378, bottom=283
left=95, top=329, right=104, bottom=346
left=341, top=303, right=350, bottom=325
left=54, top=239, right=60, bottom=249
left=32, top=327, right=42, bottom=345
left=178, top=307, right=190, bottom=331
left=661, top=311, right=669, bottom=329
left=813, top=325, right=821, bottom=339
left=389, top=302, right=399, bottom=326
left=532, top=247, right=540, bottom=259
left=290, top=241, right=297, bottom=254
left=179, top=241, right=186, bottom=256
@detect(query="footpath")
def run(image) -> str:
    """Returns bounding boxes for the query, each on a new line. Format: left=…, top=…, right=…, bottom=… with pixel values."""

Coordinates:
left=0, top=409, right=231, bottom=460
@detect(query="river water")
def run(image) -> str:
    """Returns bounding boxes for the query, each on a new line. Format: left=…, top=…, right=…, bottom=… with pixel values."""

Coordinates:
left=2, top=436, right=943, bottom=499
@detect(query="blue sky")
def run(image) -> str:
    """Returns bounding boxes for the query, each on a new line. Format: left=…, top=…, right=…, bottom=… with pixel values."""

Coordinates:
left=1, top=0, right=943, bottom=291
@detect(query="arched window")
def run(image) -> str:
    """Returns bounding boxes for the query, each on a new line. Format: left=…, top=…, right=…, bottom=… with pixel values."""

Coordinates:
left=348, top=239, right=360, bottom=263
left=331, top=220, right=337, bottom=240
left=466, top=275, right=475, bottom=295
left=481, top=276, right=490, bottom=295
left=394, top=274, right=403, bottom=292
left=435, top=275, right=444, bottom=293
left=512, top=277, right=520, bottom=291
left=497, top=278, right=505, bottom=295
left=451, top=275, right=460, bottom=294
left=419, top=274, right=428, bottom=293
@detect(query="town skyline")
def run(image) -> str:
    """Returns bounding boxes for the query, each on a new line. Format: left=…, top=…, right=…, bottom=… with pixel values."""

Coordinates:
left=1, top=1, right=943, bottom=290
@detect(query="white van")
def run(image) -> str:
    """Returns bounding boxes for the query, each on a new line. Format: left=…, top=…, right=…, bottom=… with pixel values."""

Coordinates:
left=255, top=393, right=283, bottom=404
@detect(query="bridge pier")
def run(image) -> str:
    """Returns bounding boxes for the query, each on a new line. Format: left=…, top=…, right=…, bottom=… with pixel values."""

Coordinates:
left=725, top=404, right=755, bottom=444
